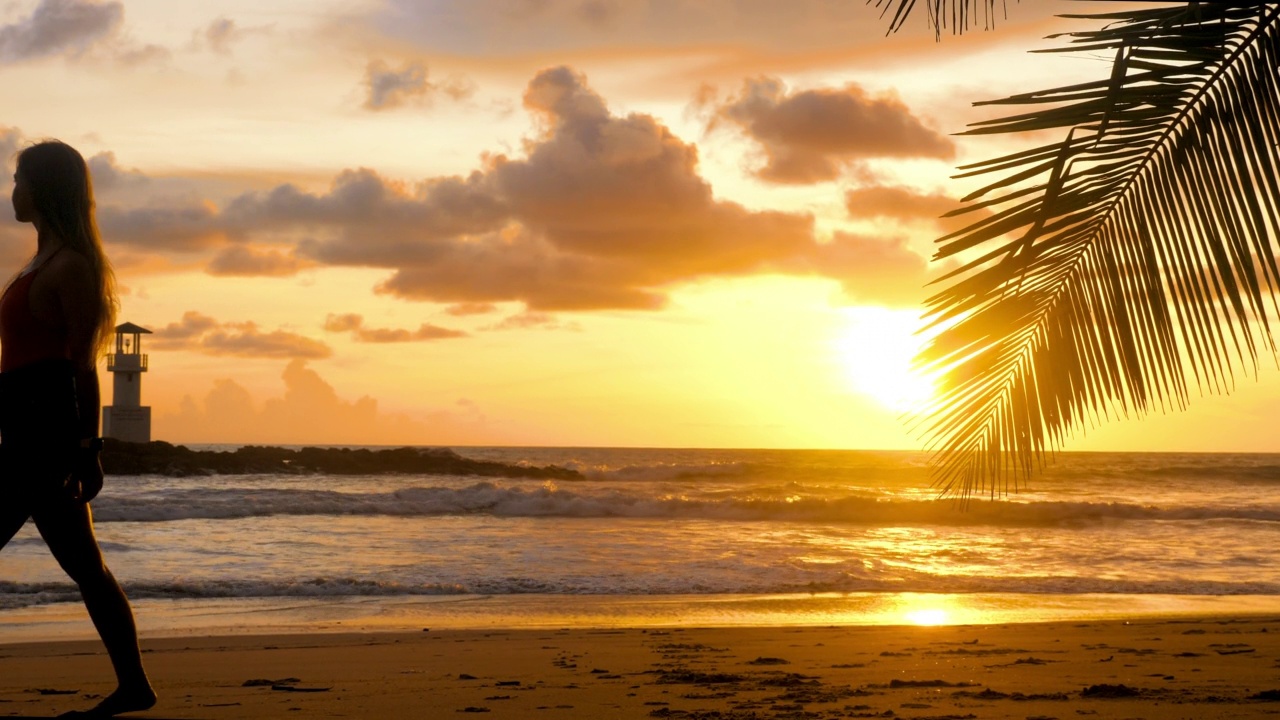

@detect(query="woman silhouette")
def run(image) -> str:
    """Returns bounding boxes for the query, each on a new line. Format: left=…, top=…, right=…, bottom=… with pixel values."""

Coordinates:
left=4, top=141, right=155, bottom=717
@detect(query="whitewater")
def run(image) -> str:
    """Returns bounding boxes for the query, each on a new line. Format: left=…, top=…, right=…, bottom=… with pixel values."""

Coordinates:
left=0, top=447, right=1276, bottom=635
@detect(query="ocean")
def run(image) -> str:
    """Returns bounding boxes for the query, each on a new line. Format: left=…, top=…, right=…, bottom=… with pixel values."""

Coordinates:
left=0, top=447, right=1276, bottom=640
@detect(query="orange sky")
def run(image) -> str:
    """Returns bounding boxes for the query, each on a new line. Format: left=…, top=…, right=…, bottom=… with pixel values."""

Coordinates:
left=3, top=0, right=1271, bottom=450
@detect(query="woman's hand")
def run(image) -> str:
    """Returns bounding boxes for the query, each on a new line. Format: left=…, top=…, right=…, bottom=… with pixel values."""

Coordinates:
left=68, top=448, right=105, bottom=502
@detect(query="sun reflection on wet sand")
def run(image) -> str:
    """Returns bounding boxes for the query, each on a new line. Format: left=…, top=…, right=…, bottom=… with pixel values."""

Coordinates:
left=711, top=592, right=1278, bottom=629
left=893, top=594, right=986, bottom=626
left=0, top=593, right=1274, bottom=642
left=903, top=607, right=948, bottom=626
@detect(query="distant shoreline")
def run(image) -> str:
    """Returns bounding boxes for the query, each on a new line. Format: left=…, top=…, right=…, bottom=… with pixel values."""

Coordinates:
left=100, top=439, right=581, bottom=479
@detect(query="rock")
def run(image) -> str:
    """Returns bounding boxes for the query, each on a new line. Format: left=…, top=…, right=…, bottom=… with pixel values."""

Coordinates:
left=100, top=439, right=581, bottom=479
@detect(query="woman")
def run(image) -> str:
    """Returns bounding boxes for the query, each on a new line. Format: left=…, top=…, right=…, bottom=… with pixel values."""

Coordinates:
left=4, top=141, right=155, bottom=717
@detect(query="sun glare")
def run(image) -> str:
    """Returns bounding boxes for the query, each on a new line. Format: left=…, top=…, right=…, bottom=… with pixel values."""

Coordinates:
left=894, top=594, right=971, bottom=626
left=834, top=308, right=936, bottom=413
left=904, top=608, right=950, bottom=626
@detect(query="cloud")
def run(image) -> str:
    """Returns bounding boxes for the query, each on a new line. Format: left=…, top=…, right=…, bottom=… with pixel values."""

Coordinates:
left=576, top=0, right=620, bottom=29
left=846, top=185, right=960, bottom=222
left=361, top=229, right=672, bottom=311
left=705, top=77, right=954, bottom=183
left=445, top=302, right=498, bottom=316
left=374, top=67, right=817, bottom=306
left=321, top=313, right=361, bottom=333
left=362, top=59, right=476, bottom=110
left=113, top=41, right=167, bottom=66
left=186, top=16, right=270, bottom=56
left=87, top=151, right=147, bottom=189
left=159, top=359, right=485, bottom=445
left=200, top=17, right=242, bottom=54
left=88, top=153, right=234, bottom=253
left=221, top=168, right=505, bottom=241
left=224, top=66, right=817, bottom=310
left=363, top=59, right=427, bottom=110
left=845, top=185, right=991, bottom=235
left=0, top=0, right=121, bottom=62
left=150, top=311, right=331, bottom=359
left=200, top=326, right=331, bottom=359
left=799, top=232, right=932, bottom=307
left=97, top=201, right=226, bottom=251
left=149, top=310, right=218, bottom=342
left=322, top=313, right=467, bottom=342
left=482, top=311, right=580, bottom=332
left=206, top=245, right=310, bottom=277
left=45, top=68, right=937, bottom=309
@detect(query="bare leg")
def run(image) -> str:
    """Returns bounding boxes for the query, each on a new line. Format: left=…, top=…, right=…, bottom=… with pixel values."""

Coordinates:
left=35, top=500, right=155, bottom=717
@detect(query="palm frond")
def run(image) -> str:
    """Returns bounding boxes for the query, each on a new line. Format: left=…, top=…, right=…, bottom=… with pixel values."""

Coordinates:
left=916, top=2, right=1280, bottom=497
left=868, top=0, right=1012, bottom=37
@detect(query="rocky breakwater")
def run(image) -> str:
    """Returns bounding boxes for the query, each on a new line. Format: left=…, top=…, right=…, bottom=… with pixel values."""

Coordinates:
left=100, top=439, right=582, bottom=480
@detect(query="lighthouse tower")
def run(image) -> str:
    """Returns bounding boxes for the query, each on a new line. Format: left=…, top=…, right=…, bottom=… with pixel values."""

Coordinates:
left=102, top=322, right=153, bottom=443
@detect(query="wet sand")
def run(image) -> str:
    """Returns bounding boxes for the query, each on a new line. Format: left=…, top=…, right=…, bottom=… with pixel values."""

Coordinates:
left=0, top=616, right=1276, bottom=718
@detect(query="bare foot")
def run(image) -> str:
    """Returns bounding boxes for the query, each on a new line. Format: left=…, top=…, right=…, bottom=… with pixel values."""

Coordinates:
left=58, top=683, right=157, bottom=717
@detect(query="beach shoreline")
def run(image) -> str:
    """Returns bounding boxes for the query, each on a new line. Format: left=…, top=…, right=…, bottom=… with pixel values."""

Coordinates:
left=0, top=615, right=1275, bottom=718
left=1, top=592, right=1278, bottom=644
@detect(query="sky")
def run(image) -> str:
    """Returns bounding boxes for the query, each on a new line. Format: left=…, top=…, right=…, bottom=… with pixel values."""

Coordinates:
left=3, top=0, right=1276, bottom=450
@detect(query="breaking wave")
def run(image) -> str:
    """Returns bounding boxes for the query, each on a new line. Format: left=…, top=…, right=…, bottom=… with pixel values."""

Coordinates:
left=579, top=461, right=755, bottom=482
left=88, top=482, right=1280, bottom=526
left=0, top=572, right=1273, bottom=610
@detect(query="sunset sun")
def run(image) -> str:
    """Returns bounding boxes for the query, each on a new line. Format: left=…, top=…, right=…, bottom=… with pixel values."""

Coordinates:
left=834, top=307, right=936, bottom=413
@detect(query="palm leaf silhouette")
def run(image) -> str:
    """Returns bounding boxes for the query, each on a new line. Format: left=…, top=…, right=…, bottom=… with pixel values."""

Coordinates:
left=869, top=0, right=1012, bottom=37
left=881, top=2, right=1280, bottom=496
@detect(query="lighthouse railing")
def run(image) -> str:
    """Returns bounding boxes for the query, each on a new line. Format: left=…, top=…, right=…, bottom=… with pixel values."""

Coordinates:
left=107, top=354, right=148, bottom=372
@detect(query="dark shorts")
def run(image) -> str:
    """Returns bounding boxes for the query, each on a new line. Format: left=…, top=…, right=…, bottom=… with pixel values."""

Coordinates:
left=0, top=359, right=79, bottom=504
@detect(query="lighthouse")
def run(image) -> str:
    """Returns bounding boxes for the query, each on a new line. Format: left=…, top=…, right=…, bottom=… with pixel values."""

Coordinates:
left=102, top=322, right=153, bottom=443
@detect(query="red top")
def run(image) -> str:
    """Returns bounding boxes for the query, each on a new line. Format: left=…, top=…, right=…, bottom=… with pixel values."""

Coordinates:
left=0, top=261, right=70, bottom=373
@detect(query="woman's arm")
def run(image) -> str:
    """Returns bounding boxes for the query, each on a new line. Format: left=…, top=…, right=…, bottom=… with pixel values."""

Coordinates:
left=73, top=364, right=102, bottom=441
left=50, top=251, right=106, bottom=500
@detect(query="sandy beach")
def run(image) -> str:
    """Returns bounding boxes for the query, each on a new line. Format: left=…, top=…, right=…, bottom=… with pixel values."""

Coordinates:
left=0, top=616, right=1274, bottom=719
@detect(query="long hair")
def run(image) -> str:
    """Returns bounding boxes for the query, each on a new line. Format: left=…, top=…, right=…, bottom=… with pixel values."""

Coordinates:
left=15, top=141, right=119, bottom=359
